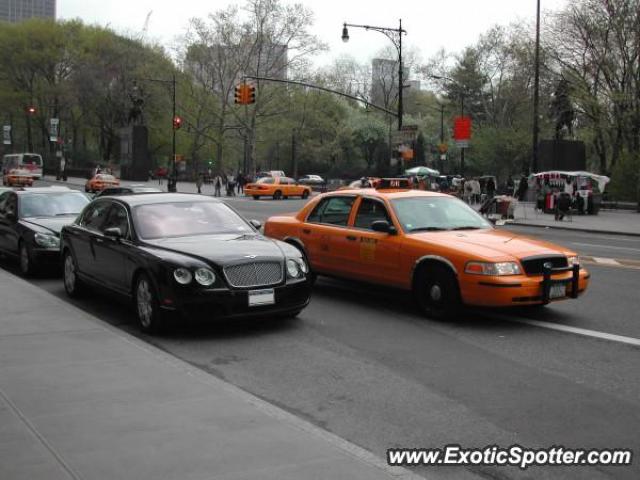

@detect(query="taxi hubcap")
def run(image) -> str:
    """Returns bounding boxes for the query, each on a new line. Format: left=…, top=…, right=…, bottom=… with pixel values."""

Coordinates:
left=429, top=284, right=442, bottom=302
left=137, top=280, right=153, bottom=328
left=64, top=255, right=75, bottom=291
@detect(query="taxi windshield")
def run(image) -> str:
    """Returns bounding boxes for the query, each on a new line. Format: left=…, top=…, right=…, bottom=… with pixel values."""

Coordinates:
left=19, top=192, right=90, bottom=218
left=391, top=196, right=492, bottom=233
left=133, top=201, right=253, bottom=239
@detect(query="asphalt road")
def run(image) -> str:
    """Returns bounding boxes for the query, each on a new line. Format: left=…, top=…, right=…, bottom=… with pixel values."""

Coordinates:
left=2, top=187, right=639, bottom=480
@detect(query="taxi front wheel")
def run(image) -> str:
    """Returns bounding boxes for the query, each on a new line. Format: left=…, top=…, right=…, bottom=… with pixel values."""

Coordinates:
left=414, top=264, right=460, bottom=320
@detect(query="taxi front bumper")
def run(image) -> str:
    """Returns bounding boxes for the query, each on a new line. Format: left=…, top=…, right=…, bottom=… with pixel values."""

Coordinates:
left=460, top=264, right=589, bottom=307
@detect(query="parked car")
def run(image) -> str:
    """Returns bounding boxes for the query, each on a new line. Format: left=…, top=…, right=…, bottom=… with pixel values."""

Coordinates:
left=94, top=185, right=163, bottom=198
left=85, top=174, right=120, bottom=193
left=60, top=193, right=312, bottom=333
left=3, top=168, right=34, bottom=187
left=0, top=187, right=90, bottom=275
left=297, top=174, right=326, bottom=190
left=244, top=176, right=312, bottom=200
left=256, top=170, right=286, bottom=179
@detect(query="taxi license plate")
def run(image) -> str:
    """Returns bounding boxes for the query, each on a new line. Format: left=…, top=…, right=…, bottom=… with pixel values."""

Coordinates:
left=248, top=289, right=275, bottom=307
left=549, top=283, right=566, bottom=299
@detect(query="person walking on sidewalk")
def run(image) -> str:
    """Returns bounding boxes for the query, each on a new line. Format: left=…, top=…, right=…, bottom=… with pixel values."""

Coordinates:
left=214, top=175, right=222, bottom=197
left=196, top=174, right=204, bottom=194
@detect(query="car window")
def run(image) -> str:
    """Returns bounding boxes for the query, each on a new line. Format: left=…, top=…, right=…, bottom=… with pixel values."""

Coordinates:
left=79, top=201, right=111, bottom=232
left=18, top=192, right=89, bottom=218
left=101, top=203, right=130, bottom=238
left=257, top=177, right=275, bottom=185
left=282, top=177, right=295, bottom=185
left=307, top=196, right=355, bottom=226
left=354, top=198, right=391, bottom=229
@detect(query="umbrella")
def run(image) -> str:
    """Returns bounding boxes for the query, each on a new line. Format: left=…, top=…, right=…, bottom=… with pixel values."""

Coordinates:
left=405, top=166, right=440, bottom=176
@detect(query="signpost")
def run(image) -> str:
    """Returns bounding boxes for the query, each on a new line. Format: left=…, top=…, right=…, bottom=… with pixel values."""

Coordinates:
left=49, top=118, right=59, bottom=142
left=3, top=125, right=11, bottom=145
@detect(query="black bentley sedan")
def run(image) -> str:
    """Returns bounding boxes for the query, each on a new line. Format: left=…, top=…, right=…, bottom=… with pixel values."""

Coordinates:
left=0, top=187, right=90, bottom=275
left=60, top=194, right=312, bottom=333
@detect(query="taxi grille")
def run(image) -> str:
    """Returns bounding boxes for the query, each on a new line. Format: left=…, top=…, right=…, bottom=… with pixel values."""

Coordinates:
left=520, top=255, right=568, bottom=275
left=223, top=261, right=283, bottom=288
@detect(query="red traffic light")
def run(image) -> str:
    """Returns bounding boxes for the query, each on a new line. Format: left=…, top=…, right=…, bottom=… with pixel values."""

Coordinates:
left=173, top=115, right=182, bottom=130
left=26, top=106, right=36, bottom=115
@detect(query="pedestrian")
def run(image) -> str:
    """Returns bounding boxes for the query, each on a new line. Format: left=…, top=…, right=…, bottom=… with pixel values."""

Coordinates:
left=196, top=173, right=204, bottom=194
left=226, top=173, right=235, bottom=196
left=486, top=177, right=496, bottom=199
left=214, top=175, right=222, bottom=197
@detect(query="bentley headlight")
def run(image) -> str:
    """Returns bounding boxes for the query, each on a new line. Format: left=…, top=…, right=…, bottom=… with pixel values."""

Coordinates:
left=34, top=233, right=60, bottom=248
left=297, top=257, right=308, bottom=274
left=173, top=267, right=193, bottom=285
left=465, top=261, right=521, bottom=276
left=286, top=258, right=301, bottom=278
left=567, top=256, right=580, bottom=266
left=194, top=268, right=216, bottom=286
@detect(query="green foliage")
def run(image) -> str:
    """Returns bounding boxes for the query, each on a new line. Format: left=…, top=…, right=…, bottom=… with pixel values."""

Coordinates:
left=608, top=152, right=639, bottom=202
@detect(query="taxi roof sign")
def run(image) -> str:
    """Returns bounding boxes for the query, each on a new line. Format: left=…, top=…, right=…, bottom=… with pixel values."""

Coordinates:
left=376, top=178, right=412, bottom=190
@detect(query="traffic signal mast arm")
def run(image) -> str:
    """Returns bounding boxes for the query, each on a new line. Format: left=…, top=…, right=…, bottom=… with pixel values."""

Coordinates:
left=241, top=76, right=396, bottom=117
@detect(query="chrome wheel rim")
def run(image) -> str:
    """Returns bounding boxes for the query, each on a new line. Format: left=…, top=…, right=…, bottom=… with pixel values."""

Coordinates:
left=137, top=279, right=153, bottom=328
left=429, top=284, right=442, bottom=302
left=20, top=245, right=29, bottom=273
left=64, top=255, right=76, bottom=292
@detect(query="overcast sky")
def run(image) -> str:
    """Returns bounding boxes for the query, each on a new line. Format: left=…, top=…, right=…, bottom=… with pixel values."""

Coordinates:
left=59, top=0, right=567, bottom=69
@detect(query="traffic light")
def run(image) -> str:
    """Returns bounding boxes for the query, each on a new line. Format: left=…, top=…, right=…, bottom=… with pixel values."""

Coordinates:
left=234, top=84, right=246, bottom=104
left=173, top=115, right=182, bottom=130
left=248, top=85, right=256, bottom=104
left=25, top=105, right=36, bottom=115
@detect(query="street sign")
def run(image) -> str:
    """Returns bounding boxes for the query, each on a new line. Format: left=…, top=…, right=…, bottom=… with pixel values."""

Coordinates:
left=392, top=125, right=419, bottom=145
left=453, top=116, right=471, bottom=147
left=3, top=125, right=11, bottom=145
left=49, top=118, right=59, bottom=142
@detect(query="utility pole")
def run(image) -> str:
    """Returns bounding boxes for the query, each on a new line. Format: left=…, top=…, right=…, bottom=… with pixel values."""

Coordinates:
left=460, top=93, right=465, bottom=177
left=291, top=130, right=297, bottom=178
left=169, top=73, right=177, bottom=192
left=532, top=0, right=541, bottom=174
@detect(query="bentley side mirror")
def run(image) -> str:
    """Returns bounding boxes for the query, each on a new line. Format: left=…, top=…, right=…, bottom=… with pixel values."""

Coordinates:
left=249, top=219, right=262, bottom=230
left=371, top=220, right=396, bottom=234
left=104, top=227, right=123, bottom=239
left=6, top=211, right=17, bottom=222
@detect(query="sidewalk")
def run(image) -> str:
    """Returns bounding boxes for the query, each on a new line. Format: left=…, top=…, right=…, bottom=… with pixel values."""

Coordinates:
left=0, top=269, right=418, bottom=480
left=476, top=201, right=640, bottom=237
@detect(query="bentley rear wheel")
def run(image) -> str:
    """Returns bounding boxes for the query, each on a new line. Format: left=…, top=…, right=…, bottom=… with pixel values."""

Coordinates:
left=63, top=250, right=85, bottom=297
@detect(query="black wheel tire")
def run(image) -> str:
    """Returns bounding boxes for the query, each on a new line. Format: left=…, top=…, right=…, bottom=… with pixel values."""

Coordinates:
left=273, top=190, right=283, bottom=200
left=19, top=241, right=36, bottom=277
left=414, top=264, right=460, bottom=320
left=301, top=190, right=309, bottom=199
left=253, top=195, right=260, bottom=200
left=134, top=273, right=166, bottom=335
left=63, top=250, right=85, bottom=297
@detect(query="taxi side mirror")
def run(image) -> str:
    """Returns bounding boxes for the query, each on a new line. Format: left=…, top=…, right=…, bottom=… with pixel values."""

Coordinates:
left=371, top=220, right=396, bottom=235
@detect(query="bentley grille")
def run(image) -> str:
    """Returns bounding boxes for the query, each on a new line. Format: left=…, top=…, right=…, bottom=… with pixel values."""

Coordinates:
left=223, top=261, right=283, bottom=287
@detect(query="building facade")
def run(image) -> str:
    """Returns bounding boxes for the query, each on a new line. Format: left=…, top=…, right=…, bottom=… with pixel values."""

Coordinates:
left=370, top=58, right=410, bottom=108
left=0, top=0, right=56, bottom=22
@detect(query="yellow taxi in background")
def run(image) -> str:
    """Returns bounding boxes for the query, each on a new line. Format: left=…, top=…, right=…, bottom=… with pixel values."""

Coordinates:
left=245, top=176, right=312, bottom=200
left=85, top=174, right=119, bottom=193
left=264, top=178, right=589, bottom=318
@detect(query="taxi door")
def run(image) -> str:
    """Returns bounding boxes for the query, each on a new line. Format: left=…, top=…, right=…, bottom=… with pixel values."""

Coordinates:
left=301, top=195, right=356, bottom=273
left=337, top=196, right=402, bottom=286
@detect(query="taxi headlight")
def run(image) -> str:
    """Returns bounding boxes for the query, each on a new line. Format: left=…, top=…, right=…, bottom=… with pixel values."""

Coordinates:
left=194, top=268, right=216, bottom=286
left=465, top=261, right=521, bottom=276
left=567, top=256, right=580, bottom=266
left=34, top=233, right=60, bottom=248
left=173, top=268, right=193, bottom=285
left=286, top=258, right=301, bottom=278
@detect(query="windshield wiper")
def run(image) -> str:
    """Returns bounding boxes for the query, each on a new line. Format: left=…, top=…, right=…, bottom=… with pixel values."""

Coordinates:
left=450, top=226, right=483, bottom=231
left=409, top=226, right=448, bottom=232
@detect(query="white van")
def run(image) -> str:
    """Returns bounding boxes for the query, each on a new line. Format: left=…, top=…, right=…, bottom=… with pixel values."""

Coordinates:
left=1, top=153, right=43, bottom=179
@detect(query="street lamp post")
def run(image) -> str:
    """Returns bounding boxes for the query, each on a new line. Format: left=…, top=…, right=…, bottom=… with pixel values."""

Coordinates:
left=430, top=75, right=467, bottom=176
left=532, top=0, right=541, bottom=174
left=342, top=19, right=407, bottom=170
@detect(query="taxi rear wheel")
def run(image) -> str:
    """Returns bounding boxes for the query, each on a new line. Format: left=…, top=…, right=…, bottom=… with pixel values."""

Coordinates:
left=273, top=190, right=283, bottom=200
left=253, top=195, right=260, bottom=200
left=414, top=264, right=460, bottom=320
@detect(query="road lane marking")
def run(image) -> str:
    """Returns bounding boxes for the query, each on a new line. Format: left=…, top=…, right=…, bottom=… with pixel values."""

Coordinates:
left=494, top=316, right=640, bottom=347
left=572, top=242, right=640, bottom=253
left=580, top=256, right=640, bottom=270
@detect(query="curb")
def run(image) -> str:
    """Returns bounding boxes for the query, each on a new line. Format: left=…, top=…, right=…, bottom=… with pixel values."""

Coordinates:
left=508, top=221, right=640, bottom=237
left=0, top=270, right=424, bottom=480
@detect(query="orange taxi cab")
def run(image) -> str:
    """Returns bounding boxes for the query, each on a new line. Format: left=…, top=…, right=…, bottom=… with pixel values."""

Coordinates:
left=245, top=176, right=312, bottom=200
left=85, top=174, right=120, bottom=193
left=3, top=168, right=34, bottom=187
left=264, top=178, right=589, bottom=318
